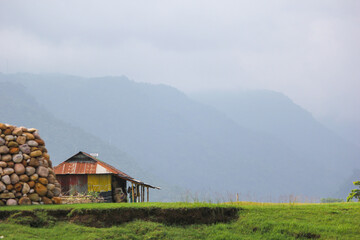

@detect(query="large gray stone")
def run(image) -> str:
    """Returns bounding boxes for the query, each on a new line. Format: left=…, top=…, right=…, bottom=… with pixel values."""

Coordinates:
left=33, top=131, right=41, bottom=139
left=28, top=193, right=40, bottom=201
left=1, top=154, right=11, bottom=162
left=4, top=135, right=14, bottom=141
left=37, top=166, right=49, bottom=178
left=12, top=127, right=23, bottom=136
left=0, top=192, right=15, bottom=199
left=0, top=181, right=6, bottom=192
left=0, top=146, right=9, bottom=154
left=47, top=183, right=55, bottom=191
left=19, top=144, right=31, bottom=154
left=10, top=173, right=19, bottom=184
left=3, top=168, right=14, bottom=175
left=18, top=197, right=31, bottom=205
left=22, top=183, right=30, bottom=194
left=47, top=174, right=56, bottom=184
left=16, top=136, right=26, bottom=145
left=26, top=166, right=36, bottom=176
left=1, top=175, right=11, bottom=185
left=19, top=174, right=29, bottom=182
left=47, top=190, right=54, bottom=198
left=30, top=173, right=38, bottom=181
left=27, top=140, right=38, bottom=147
left=6, top=199, right=17, bottom=205
left=52, top=187, right=61, bottom=197
left=14, top=163, right=25, bottom=175
left=12, top=153, right=23, bottom=163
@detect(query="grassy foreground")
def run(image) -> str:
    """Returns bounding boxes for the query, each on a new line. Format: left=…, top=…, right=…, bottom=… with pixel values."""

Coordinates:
left=0, top=202, right=359, bottom=239
left=0, top=202, right=228, bottom=211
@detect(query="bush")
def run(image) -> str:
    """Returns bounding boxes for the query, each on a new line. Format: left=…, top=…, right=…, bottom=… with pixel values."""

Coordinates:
left=347, top=181, right=360, bottom=202
left=320, top=198, right=344, bottom=203
left=7, top=211, right=56, bottom=228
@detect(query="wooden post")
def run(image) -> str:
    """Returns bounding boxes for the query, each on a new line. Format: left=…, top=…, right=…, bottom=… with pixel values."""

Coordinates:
left=141, top=185, right=143, bottom=202
left=138, top=185, right=140, bottom=203
left=147, top=186, right=149, bottom=202
left=141, top=186, right=143, bottom=202
left=131, top=183, right=134, bottom=203
left=140, top=185, right=143, bottom=202
left=136, top=185, right=139, bottom=202
left=142, top=186, right=145, bottom=202
left=136, top=185, right=139, bottom=203
left=236, top=193, right=239, bottom=202
left=135, top=184, right=138, bottom=203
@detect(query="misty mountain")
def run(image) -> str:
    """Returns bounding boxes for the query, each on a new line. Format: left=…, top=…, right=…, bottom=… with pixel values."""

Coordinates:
left=0, top=80, right=174, bottom=201
left=1, top=73, right=359, bottom=199
left=192, top=90, right=359, bottom=167
left=321, top=118, right=360, bottom=147
left=192, top=90, right=357, bottom=146
left=335, top=169, right=360, bottom=198
left=192, top=90, right=360, bottom=196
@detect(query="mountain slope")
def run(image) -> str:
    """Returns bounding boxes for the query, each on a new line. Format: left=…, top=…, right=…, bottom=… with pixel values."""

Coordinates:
left=192, top=90, right=360, bottom=196
left=321, top=118, right=360, bottom=147
left=0, top=80, right=173, bottom=201
left=1, top=73, right=358, bottom=199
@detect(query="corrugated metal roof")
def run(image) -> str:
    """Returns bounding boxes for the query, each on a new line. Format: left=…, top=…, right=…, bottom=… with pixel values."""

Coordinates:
left=54, top=151, right=160, bottom=189
left=82, top=152, right=133, bottom=179
left=54, top=161, right=97, bottom=174
left=54, top=151, right=131, bottom=178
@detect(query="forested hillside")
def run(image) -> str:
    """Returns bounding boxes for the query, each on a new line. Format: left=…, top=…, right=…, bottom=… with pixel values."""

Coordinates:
left=1, top=73, right=358, bottom=199
left=0, top=80, right=174, bottom=201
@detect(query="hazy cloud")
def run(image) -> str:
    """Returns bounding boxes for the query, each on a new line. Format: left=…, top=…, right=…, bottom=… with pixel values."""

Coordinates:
left=0, top=0, right=359, bottom=121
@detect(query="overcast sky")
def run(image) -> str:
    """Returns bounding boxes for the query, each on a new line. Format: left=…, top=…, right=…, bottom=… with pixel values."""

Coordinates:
left=0, top=0, right=359, bottom=122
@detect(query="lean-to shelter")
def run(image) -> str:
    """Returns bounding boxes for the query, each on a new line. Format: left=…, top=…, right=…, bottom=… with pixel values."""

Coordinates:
left=54, top=151, right=159, bottom=202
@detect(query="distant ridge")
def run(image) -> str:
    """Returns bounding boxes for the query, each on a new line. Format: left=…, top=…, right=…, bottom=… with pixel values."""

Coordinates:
left=1, top=73, right=359, bottom=200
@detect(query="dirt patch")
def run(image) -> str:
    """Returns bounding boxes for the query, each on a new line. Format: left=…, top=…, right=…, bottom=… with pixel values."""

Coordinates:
left=46, top=209, right=72, bottom=220
left=6, top=211, right=56, bottom=228
left=0, top=211, right=13, bottom=221
left=293, top=232, right=321, bottom=239
left=69, top=207, right=240, bottom=227
left=0, top=207, right=240, bottom=228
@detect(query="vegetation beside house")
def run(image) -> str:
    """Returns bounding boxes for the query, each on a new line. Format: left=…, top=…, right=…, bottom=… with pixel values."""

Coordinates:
left=0, top=202, right=359, bottom=239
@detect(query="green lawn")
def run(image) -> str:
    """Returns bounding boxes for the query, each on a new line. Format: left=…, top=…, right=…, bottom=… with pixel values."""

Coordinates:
left=0, top=202, right=359, bottom=239
left=0, top=202, right=228, bottom=211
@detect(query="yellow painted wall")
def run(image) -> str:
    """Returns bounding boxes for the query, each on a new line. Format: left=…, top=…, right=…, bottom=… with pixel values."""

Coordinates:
left=88, top=174, right=112, bottom=192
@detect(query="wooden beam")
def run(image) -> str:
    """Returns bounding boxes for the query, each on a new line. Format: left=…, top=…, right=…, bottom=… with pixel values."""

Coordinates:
left=136, top=185, right=139, bottom=203
left=137, top=185, right=139, bottom=203
left=138, top=185, right=140, bottom=203
left=142, top=185, right=145, bottom=202
left=131, top=183, right=134, bottom=203
left=147, top=186, right=149, bottom=202
left=140, top=185, right=142, bottom=202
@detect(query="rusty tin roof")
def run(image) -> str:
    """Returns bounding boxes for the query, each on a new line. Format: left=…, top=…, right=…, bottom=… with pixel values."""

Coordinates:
left=54, top=151, right=159, bottom=189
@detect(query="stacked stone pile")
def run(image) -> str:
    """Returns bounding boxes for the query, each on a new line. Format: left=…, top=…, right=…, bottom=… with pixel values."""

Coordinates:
left=0, top=123, right=61, bottom=205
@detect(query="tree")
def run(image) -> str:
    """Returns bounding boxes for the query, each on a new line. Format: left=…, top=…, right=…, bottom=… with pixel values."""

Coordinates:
left=321, top=198, right=344, bottom=203
left=347, top=181, right=360, bottom=202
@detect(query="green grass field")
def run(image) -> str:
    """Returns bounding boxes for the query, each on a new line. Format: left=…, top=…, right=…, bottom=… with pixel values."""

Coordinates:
left=0, top=202, right=228, bottom=211
left=0, top=202, right=359, bottom=240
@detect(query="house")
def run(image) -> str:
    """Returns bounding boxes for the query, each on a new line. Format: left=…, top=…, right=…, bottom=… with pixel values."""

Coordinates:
left=54, top=151, right=159, bottom=202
